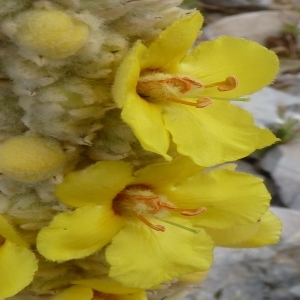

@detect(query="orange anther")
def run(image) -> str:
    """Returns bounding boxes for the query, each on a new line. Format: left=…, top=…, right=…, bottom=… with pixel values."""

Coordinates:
left=157, top=201, right=177, bottom=210
left=181, top=207, right=207, bottom=216
left=136, top=214, right=165, bottom=232
left=204, top=76, right=238, bottom=92
left=168, top=98, right=203, bottom=108
left=149, top=199, right=161, bottom=214
left=151, top=224, right=165, bottom=232
left=182, top=77, right=203, bottom=88
left=196, top=97, right=213, bottom=108
left=163, top=78, right=191, bottom=93
left=160, top=77, right=203, bottom=93
left=218, top=76, right=238, bottom=91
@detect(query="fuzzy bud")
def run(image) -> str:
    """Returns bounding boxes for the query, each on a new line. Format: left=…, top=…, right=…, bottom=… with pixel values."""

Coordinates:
left=0, top=135, right=66, bottom=182
left=13, top=9, right=90, bottom=59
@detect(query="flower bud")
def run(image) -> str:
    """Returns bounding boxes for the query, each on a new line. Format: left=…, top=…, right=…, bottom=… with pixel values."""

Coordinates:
left=14, top=9, right=89, bottom=59
left=0, top=135, right=66, bottom=182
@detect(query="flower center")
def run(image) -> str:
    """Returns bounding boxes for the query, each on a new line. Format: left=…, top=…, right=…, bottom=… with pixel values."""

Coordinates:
left=113, top=186, right=206, bottom=232
left=137, top=72, right=242, bottom=108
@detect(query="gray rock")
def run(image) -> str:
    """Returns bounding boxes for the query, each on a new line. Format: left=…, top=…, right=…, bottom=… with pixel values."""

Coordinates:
left=232, top=87, right=300, bottom=211
left=290, top=284, right=300, bottom=296
left=236, top=160, right=265, bottom=178
left=234, top=87, right=300, bottom=128
left=202, top=11, right=300, bottom=45
left=261, top=140, right=300, bottom=210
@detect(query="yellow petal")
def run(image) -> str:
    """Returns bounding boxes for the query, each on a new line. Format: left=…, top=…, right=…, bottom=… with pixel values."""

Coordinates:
left=230, top=210, right=282, bottom=248
left=37, top=205, right=124, bottom=261
left=256, top=128, right=280, bottom=149
left=178, top=37, right=279, bottom=98
left=179, top=271, right=209, bottom=283
left=50, top=285, right=93, bottom=300
left=56, top=161, right=133, bottom=207
left=112, top=41, right=147, bottom=108
left=106, top=217, right=213, bottom=289
left=141, top=12, right=203, bottom=72
left=72, top=278, right=142, bottom=294
left=132, top=156, right=204, bottom=188
left=162, top=102, right=277, bottom=166
left=0, top=214, right=28, bottom=247
left=160, top=168, right=270, bottom=229
left=121, top=92, right=171, bottom=161
left=202, top=222, right=260, bottom=247
left=0, top=240, right=38, bottom=298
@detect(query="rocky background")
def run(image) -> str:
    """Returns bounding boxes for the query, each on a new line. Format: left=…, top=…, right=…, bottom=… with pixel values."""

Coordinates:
left=181, top=1, right=300, bottom=299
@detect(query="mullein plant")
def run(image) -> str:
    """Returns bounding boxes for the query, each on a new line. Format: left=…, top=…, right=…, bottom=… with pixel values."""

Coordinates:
left=0, top=1, right=282, bottom=299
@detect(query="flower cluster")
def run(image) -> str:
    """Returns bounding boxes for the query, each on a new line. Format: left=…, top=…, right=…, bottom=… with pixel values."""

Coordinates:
left=0, top=1, right=281, bottom=300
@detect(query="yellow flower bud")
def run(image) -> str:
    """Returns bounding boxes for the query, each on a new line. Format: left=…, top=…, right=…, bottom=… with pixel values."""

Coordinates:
left=0, top=135, right=66, bottom=182
left=14, top=9, right=89, bottom=59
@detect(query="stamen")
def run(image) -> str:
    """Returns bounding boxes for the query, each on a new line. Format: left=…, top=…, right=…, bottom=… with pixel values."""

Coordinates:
left=156, top=201, right=207, bottom=217
left=115, top=187, right=207, bottom=233
left=137, top=73, right=240, bottom=110
left=180, top=207, right=207, bottom=216
left=153, top=216, right=200, bottom=234
left=136, top=214, right=165, bottom=232
left=136, top=195, right=161, bottom=213
left=156, top=201, right=177, bottom=210
left=196, top=97, right=213, bottom=108
left=167, top=97, right=204, bottom=108
left=159, top=77, right=203, bottom=93
left=204, top=76, right=238, bottom=92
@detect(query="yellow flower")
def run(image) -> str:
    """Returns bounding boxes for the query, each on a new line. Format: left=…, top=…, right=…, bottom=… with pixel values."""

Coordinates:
left=112, top=12, right=279, bottom=166
left=0, top=215, right=38, bottom=299
left=51, top=278, right=146, bottom=300
left=37, top=157, right=272, bottom=289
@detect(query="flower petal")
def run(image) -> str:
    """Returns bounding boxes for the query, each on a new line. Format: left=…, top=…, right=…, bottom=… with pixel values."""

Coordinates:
left=229, top=210, right=282, bottom=248
left=132, top=156, right=204, bottom=188
left=201, top=222, right=260, bottom=247
left=112, top=41, right=147, bottom=108
left=0, top=214, right=28, bottom=247
left=72, top=278, right=142, bottom=294
left=0, top=240, right=38, bottom=299
left=162, top=102, right=277, bottom=166
left=179, top=271, right=209, bottom=283
left=160, top=168, right=270, bottom=229
left=37, top=205, right=124, bottom=261
left=178, top=36, right=279, bottom=98
left=56, top=161, right=133, bottom=207
left=256, top=128, right=280, bottom=149
left=50, top=285, right=93, bottom=300
left=106, top=217, right=213, bottom=289
left=121, top=92, right=171, bottom=161
left=141, top=12, right=203, bottom=72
